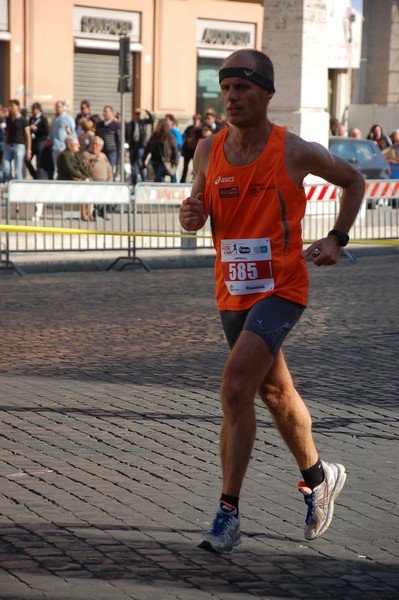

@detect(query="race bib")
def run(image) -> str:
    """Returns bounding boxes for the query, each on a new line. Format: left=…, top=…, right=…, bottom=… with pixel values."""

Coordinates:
left=221, top=238, right=274, bottom=296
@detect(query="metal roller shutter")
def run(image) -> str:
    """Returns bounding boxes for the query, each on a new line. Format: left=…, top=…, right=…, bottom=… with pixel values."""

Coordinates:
left=73, top=49, right=133, bottom=121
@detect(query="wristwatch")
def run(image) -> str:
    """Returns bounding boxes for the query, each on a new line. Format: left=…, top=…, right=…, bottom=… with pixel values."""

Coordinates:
left=328, top=229, right=349, bottom=247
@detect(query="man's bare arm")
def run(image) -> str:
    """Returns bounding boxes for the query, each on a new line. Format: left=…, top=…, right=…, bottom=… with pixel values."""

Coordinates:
left=179, top=136, right=213, bottom=232
left=286, top=134, right=366, bottom=265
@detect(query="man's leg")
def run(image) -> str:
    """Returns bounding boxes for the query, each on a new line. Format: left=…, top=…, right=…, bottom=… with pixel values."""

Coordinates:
left=219, top=331, right=319, bottom=492
left=15, top=144, right=26, bottom=180
left=259, top=351, right=346, bottom=540
left=138, top=147, right=147, bottom=182
left=199, top=329, right=273, bottom=553
left=130, top=148, right=138, bottom=185
left=25, top=153, right=36, bottom=179
left=106, top=150, right=118, bottom=180
left=2, top=144, right=13, bottom=182
left=258, top=350, right=318, bottom=471
left=220, top=330, right=275, bottom=497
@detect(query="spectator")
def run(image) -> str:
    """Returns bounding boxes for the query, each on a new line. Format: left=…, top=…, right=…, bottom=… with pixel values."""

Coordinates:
left=337, top=123, right=348, bottom=137
left=0, top=105, right=6, bottom=182
left=2, top=99, right=31, bottom=182
left=81, top=136, right=113, bottom=182
left=96, top=105, right=120, bottom=178
left=127, top=107, right=155, bottom=186
left=91, top=113, right=102, bottom=129
left=37, top=141, right=55, bottom=181
left=27, top=102, right=51, bottom=221
left=142, top=119, right=178, bottom=182
left=57, top=134, right=91, bottom=221
left=78, top=118, right=95, bottom=153
left=348, top=127, right=362, bottom=139
left=49, top=100, right=76, bottom=173
left=25, top=102, right=49, bottom=179
left=75, top=100, right=92, bottom=135
left=366, top=124, right=392, bottom=150
left=200, top=124, right=213, bottom=140
left=181, top=113, right=202, bottom=183
left=165, top=113, right=182, bottom=182
left=81, top=136, right=113, bottom=220
left=0, top=104, right=7, bottom=178
left=203, top=107, right=225, bottom=133
left=215, top=113, right=227, bottom=130
left=389, top=129, right=399, bottom=144
left=329, top=117, right=339, bottom=136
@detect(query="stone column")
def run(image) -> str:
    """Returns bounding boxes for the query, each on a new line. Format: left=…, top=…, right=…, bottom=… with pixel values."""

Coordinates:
left=262, top=0, right=329, bottom=146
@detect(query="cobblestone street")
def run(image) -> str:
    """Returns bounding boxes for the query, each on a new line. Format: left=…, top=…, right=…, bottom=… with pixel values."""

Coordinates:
left=0, top=254, right=398, bottom=599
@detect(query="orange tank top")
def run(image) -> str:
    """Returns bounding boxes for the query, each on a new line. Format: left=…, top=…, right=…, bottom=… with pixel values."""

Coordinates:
left=205, top=125, right=308, bottom=311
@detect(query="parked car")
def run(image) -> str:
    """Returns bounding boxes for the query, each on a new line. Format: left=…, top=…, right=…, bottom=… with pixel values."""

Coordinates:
left=382, top=143, right=399, bottom=179
left=328, top=137, right=391, bottom=180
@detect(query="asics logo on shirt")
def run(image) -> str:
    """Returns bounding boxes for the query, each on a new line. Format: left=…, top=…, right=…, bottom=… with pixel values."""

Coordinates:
left=215, top=175, right=235, bottom=184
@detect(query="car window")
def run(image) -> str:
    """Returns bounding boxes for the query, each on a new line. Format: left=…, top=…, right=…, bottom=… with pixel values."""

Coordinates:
left=329, top=141, right=355, bottom=161
left=354, top=142, right=377, bottom=162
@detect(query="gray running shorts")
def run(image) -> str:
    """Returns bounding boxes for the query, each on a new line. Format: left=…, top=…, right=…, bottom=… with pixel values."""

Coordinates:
left=219, top=295, right=305, bottom=357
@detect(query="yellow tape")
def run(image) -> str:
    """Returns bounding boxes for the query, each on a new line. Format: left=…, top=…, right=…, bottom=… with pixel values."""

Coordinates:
left=349, top=239, right=399, bottom=246
left=304, top=238, right=399, bottom=246
left=0, top=224, right=212, bottom=239
left=0, top=225, right=398, bottom=245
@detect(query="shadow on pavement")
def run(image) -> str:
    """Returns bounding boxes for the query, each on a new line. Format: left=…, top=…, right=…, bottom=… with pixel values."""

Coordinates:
left=0, top=521, right=398, bottom=599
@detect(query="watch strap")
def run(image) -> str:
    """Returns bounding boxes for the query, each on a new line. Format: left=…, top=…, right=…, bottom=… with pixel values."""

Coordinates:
left=328, top=229, right=349, bottom=247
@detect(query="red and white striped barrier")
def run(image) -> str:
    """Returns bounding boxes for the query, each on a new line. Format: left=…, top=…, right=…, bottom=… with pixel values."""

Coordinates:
left=304, top=183, right=338, bottom=216
left=304, top=179, right=399, bottom=217
left=305, top=180, right=399, bottom=202
left=364, top=180, right=399, bottom=199
left=305, top=184, right=337, bottom=201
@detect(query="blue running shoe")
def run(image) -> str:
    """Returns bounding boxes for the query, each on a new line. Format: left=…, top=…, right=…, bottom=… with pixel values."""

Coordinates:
left=199, top=503, right=241, bottom=554
left=298, top=460, right=347, bottom=540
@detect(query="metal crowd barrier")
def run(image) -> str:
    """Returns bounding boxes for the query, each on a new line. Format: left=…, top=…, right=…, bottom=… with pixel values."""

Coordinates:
left=351, top=179, right=399, bottom=241
left=134, top=182, right=212, bottom=250
left=1, top=179, right=398, bottom=274
left=133, top=180, right=399, bottom=246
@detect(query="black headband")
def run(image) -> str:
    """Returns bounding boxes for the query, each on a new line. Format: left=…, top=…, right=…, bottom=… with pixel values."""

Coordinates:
left=218, top=67, right=275, bottom=92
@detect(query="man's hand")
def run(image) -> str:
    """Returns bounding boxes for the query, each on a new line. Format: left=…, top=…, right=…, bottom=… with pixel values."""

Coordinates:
left=179, top=193, right=207, bottom=231
left=304, top=235, right=342, bottom=266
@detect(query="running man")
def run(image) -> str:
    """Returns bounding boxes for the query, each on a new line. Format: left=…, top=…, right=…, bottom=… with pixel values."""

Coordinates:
left=179, top=49, right=365, bottom=554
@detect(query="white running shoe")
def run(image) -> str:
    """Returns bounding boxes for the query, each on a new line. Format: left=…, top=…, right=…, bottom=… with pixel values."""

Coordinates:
left=297, top=460, right=347, bottom=540
left=199, top=503, right=241, bottom=554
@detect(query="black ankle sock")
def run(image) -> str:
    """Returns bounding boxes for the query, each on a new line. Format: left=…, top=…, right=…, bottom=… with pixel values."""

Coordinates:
left=300, top=459, right=324, bottom=489
left=220, top=493, right=239, bottom=511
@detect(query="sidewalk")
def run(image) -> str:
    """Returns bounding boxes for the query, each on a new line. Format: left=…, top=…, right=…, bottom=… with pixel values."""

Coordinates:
left=0, top=255, right=398, bottom=599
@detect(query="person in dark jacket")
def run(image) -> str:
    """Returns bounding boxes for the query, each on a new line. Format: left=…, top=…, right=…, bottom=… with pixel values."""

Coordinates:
left=142, top=119, right=178, bottom=182
left=25, top=102, right=49, bottom=179
left=127, top=107, right=155, bottom=186
left=181, top=113, right=202, bottom=183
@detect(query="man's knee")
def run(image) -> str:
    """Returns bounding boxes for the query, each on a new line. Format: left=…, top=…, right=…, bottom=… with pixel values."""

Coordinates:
left=258, top=380, right=293, bottom=413
left=220, top=374, right=254, bottom=415
left=221, top=375, right=241, bottom=407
